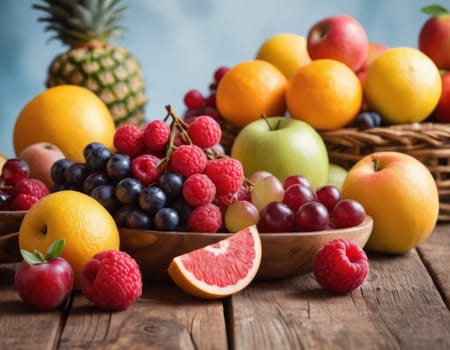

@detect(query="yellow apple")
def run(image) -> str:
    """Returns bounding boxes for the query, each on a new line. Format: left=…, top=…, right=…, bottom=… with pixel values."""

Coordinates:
left=327, top=163, right=348, bottom=190
left=341, top=151, right=439, bottom=253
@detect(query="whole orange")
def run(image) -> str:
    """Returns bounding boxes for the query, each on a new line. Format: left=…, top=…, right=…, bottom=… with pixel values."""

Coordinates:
left=13, top=85, right=116, bottom=162
left=216, top=60, right=287, bottom=128
left=18, top=190, right=120, bottom=289
left=286, top=59, right=362, bottom=130
left=363, top=47, right=442, bottom=124
left=256, top=33, right=311, bottom=80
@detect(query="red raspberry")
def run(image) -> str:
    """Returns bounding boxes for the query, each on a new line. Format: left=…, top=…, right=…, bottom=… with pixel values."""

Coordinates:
left=182, top=173, right=216, bottom=206
left=131, top=154, right=164, bottom=186
left=14, top=178, right=49, bottom=198
left=169, top=145, right=207, bottom=177
left=187, top=115, right=222, bottom=148
left=11, top=194, right=39, bottom=210
left=313, top=238, right=369, bottom=294
left=204, top=158, right=244, bottom=195
left=188, top=203, right=222, bottom=233
left=81, top=250, right=142, bottom=310
left=113, top=124, right=145, bottom=157
left=143, top=120, right=171, bottom=152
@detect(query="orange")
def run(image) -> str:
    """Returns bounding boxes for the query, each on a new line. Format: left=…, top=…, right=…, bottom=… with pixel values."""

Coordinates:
left=18, top=190, right=120, bottom=289
left=167, top=225, right=262, bottom=299
left=256, top=33, right=311, bottom=80
left=13, top=85, right=116, bottom=162
left=216, top=60, right=287, bottom=128
left=363, top=47, right=442, bottom=124
left=286, top=59, right=363, bottom=130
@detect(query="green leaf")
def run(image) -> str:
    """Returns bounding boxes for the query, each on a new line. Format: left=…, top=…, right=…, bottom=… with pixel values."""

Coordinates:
left=421, top=4, right=449, bottom=16
left=20, top=249, right=45, bottom=265
left=45, top=239, right=66, bottom=260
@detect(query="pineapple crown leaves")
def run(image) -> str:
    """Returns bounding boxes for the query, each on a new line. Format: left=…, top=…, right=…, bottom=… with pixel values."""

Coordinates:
left=20, top=239, right=66, bottom=265
left=33, top=0, right=128, bottom=48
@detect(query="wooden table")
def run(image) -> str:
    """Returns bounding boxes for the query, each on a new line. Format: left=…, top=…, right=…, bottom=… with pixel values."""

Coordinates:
left=1, top=224, right=449, bottom=350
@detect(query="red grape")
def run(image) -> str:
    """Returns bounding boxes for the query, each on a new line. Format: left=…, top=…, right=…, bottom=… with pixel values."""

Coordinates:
left=283, top=174, right=312, bottom=190
left=258, top=201, right=295, bottom=233
left=184, top=89, right=205, bottom=110
left=295, top=201, right=330, bottom=232
left=331, top=199, right=366, bottom=228
left=283, top=184, right=316, bottom=212
left=316, top=185, right=341, bottom=213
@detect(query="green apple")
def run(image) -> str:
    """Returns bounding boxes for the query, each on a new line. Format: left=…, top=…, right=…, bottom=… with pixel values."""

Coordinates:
left=230, top=116, right=329, bottom=189
left=327, top=163, right=348, bottom=190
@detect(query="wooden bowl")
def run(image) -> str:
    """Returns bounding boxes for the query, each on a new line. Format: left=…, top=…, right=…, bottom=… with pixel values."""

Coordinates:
left=0, top=210, right=27, bottom=235
left=119, top=216, right=373, bottom=281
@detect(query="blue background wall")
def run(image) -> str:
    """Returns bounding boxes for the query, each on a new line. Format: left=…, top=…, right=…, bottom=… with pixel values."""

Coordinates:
left=0, top=0, right=436, bottom=157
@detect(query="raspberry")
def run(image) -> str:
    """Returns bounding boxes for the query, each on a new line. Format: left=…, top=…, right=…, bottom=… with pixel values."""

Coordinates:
left=182, top=173, right=216, bottom=206
left=143, top=120, right=171, bottom=152
left=169, top=145, right=207, bottom=177
left=188, top=203, right=222, bottom=233
left=204, top=158, right=244, bottom=195
left=187, top=115, right=222, bottom=148
left=131, top=154, right=164, bottom=186
left=113, top=124, right=145, bottom=157
left=13, top=178, right=49, bottom=198
left=11, top=194, right=39, bottom=210
left=81, top=249, right=142, bottom=310
left=313, top=238, right=369, bottom=294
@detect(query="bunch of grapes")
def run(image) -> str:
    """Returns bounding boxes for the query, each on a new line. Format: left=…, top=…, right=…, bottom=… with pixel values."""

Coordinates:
left=50, top=106, right=248, bottom=233
left=224, top=172, right=366, bottom=233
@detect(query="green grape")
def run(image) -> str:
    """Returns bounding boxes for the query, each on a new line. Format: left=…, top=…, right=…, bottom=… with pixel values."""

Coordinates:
left=224, top=200, right=260, bottom=232
left=251, top=175, right=285, bottom=212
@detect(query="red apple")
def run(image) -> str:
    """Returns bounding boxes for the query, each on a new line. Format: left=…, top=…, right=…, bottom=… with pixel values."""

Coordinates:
left=307, top=14, right=369, bottom=72
left=419, top=5, right=450, bottom=70
left=341, top=152, right=439, bottom=253
left=15, top=239, right=74, bottom=310
left=19, top=142, right=65, bottom=189
left=358, top=42, right=389, bottom=75
left=433, top=71, right=450, bottom=122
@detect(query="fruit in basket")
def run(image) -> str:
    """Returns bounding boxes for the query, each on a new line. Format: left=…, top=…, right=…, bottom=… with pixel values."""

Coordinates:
left=363, top=47, right=442, bottom=124
left=286, top=59, right=363, bottom=130
left=418, top=5, right=450, bottom=70
left=1, top=158, right=30, bottom=185
left=18, top=190, right=120, bottom=289
left=231, top=116, right=329, bottom=188
left=216, top=60, right=287, bottom=128
left=81, top=249, right=142, bottom=310
left=167, top=225, right=262, bottom=299
left=341, top=151, right=439, bottom=253
left=15, top=239, right=74, bottom=310
left=313, top=238, right=369, bottom=294
left=306, top=15, right=369, bottom=72
left=18, top=142, right=65, bottom=189
left=13, top=85, right=116, bottom=163
left=327, top=163, right=348, bottom=190
left=255, top=32, right=311, bottom=79
left=32, top=0, right=147, bottom=126
left=433, top=71, right=450, bottom=122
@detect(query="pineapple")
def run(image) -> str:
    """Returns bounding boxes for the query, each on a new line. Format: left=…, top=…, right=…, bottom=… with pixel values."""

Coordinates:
left=33, top=0, right=147, bottom=126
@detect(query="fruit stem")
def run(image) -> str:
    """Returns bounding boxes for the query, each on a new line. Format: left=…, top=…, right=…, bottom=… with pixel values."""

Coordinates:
left=371, top=156, right=379, bottom=172
left=261, top=114, right=277, bottom=131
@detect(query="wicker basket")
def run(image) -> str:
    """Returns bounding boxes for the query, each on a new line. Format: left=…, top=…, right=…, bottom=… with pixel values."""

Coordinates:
left=319, top=122, right=450, bottom=221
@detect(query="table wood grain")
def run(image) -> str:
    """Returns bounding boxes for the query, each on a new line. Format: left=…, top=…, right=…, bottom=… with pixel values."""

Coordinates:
left=1, top=224, right=449, bottom=350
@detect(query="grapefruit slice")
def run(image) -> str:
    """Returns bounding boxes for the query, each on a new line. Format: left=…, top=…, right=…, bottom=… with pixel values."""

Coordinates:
left=167, top=225, right=262, bottom=299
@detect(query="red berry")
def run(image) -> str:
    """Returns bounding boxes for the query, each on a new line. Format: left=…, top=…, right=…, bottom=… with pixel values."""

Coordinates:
left=113, top=124, right=145, bottom=157
left=205, top=93, right=217, bottom=108
left=169, top=145, right=207, bottom=177
left=143, top=120, right=171, bottom=153
left=11, top=194, right=40, bottom=210
left=204, top=158, right=244, bottom=195
left=184, top=89, right=205, bottom=110
left=188, top=203, right=222, bottom=233
left=182, top=173, right=216, bottom=206
left=13, top=178, right=49, bottom=198
left=214, top=66, right=229, bottom=83
left=1, top=158, right=30, bottom=185
left=81, top=250, right=142, bottom=310
left=313, top=238, right=369, bottom=294
left=131, top=154, right=164, bottom=186
left=187, top=115, right=222, bottom=148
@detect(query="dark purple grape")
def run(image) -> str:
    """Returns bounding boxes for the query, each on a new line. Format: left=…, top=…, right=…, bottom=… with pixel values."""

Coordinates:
left=106, top=153, right=131, bottom=181
left=171, top=198, right=193, bottom=223
left=154, top=207, right=180, bottom=231
left=83, top=142, right=106, bottom=160
left=158, top=172, right=184, bottom=198
left=65, top=162, right=90, bottom=184
left=85, top=145, right=113, bottom=171
left=125, top=208, right=153, bottom=229
left=114, top=204, right=136, bottom=227
left=90, top=184, right=120, bottom=213
left=83, top=171, right=109, bottom=194
left=51, top=158, right=73, bottom=184
left=115, top=177, right=143, bottom=204
left=139, top=186, right=167, bottom=214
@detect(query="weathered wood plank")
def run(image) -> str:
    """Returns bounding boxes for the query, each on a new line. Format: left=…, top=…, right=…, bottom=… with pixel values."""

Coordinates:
left=228, top=248, right=450, bottom=349
left=0, top=263, right=67, bottom=350
left=60, top=281, right=228, bottom=349
left=417, top=224, right=450, bottom=309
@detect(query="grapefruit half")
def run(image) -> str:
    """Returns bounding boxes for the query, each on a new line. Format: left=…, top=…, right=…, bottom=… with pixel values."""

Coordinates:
left=167, top=225, right=262, bottom=299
